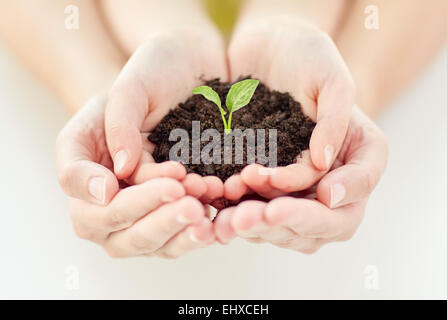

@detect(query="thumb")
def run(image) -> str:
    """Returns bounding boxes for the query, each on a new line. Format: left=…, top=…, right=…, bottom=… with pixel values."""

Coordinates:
left=105, top=81, right=147, bottom=179
left=56, top=95, right=119, bottom=205
left=316, top=109, right=388, bottom=208
left=310, top=76, right=355, bottom=171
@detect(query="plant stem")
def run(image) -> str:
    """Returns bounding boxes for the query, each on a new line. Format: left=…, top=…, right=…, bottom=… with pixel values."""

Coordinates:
left=219, top=109, right=228, bottom=131
left=226, top=112, right=233, bottom=132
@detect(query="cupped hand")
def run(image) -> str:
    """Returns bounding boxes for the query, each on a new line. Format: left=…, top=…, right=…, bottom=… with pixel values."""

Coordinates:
left=214, top=107, right=388, bottom=253
left=56, top=94, right=214, bottom=258
left=105, top=27, right=227, bottom=202
left=225, top=17, right=355, bottom=200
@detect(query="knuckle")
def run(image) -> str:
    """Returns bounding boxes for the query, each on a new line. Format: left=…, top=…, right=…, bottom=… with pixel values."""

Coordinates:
left=107, top=209, right=130, bottom=230
left=58, top=163, right=76, bottom=194
left=72, top=222, right=92, bottom=240
left=108, top=81, right=129, bottom=102
left=105, top=121, right=125, bottom=142
left=158, top=217, right=177, bottom=236
left=299, top=246, right=320, bottom=255
left=129, top=232, right=158, bottom=253
left=151, top=178, right=184, bottom=197
left=182, top=196, right=206, bottom=217
left=364, top=170, right=379, bottom=195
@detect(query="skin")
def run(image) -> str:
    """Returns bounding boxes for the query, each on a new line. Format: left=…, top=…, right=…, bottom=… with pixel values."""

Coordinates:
left=1, top=0, right=445, bottom=256
left=214, top=107, right=388, bottom=253
left=336, top=0, right=447, bottom=117
left=57, top=94, right=215, bottom=258
left=224, top=15, right=355, bottom=200
left=0, top=0, right=126, bottom=112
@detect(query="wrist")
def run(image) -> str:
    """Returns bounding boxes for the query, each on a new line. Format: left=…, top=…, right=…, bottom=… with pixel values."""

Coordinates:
left=239, top=0, right=344, bottom=37
left=60, top=62, right=123, bottom=114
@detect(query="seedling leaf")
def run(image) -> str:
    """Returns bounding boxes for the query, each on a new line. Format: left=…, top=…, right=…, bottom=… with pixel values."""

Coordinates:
left=192, top=86, right=226, bottom=115
left=225, top=79, right=259, bottom=113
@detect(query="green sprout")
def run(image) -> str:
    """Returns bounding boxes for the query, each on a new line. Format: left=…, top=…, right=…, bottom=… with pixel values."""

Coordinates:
left=192, top=79, right=260, bottom=134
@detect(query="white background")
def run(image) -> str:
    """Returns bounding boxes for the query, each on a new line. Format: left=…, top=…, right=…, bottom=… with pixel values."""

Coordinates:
left=0, top=41, right=446, bottom=299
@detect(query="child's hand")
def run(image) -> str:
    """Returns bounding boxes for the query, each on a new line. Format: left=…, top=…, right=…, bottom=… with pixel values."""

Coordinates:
left=57, top=94, right=214, bottom=258
left=105, top=28, right=227, bottom=202
left=224, top=18, right=355, bottom=200
left=214, top=107, right=388, bottom=253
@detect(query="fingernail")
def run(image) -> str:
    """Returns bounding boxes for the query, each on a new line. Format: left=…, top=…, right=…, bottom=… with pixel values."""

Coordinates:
left=88, top=177, right=106, bottom=204
left=113, top=150, right=128, bottom=174
left=330, top=183, right=346, bottom=208
left=161, top=195, right=175, bottom=203
left=324, top=144, right=334, bottom=170
left=189, top=232, right=201, bottom=243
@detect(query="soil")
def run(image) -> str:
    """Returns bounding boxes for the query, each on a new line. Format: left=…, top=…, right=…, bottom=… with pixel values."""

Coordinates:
left=148, top=77, right=316, bottom=181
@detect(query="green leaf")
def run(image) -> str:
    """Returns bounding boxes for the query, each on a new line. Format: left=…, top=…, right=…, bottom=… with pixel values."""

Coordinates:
left=225, top=79, right=260, bottom=112
left=192, top=85, right=226, bottom=115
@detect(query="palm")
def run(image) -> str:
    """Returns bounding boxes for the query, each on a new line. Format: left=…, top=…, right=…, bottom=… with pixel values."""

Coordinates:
left=223, top=21, right=355, bottom=199
left=214, top=107, right=388, bottom=253
left=105, top=31, right=229, bottom=200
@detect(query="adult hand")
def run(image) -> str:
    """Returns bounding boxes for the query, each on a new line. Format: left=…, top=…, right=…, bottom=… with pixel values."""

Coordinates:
left=105, top=27, right=227, bottom=202
left=56, top=94, right=214, bottom=258
left=214, top=107, right=388, bottom=253
left=224, top=18, right=355, bottom=200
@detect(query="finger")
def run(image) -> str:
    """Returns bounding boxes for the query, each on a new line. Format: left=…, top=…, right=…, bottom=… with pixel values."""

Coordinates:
left=105, top=79, right=148, bottom=179
left=182, top=173, right=207, bottom=198
left=213, top=207, right=237, bottom=244
left=248, top=222, right=296, bottom=244
left=200, top=176, right=224, bottom=203
left=58, top=159, right=119, bottom=206
left=56, top=97, right=119, bottom=205
left=131, top=159, right=187, bottom=185
left=268, top=151, right=324, bottom=193
left=240, top=164, right=277, bottom=197
left=265, top=197, right=364, bottom=239
left=105, top=196, right=205, bottom=257
left=230, top=201, right=296, bottom=243
left=156, top=218, right=215, bottom=259
left=68, top=179, right=185, bottom=242
left=276, top=237, right=323, bottom=254
left=96, top=178, right=185, bottom=232
left=231, top=200, right=266, bottom=237
left=310, top=74, right=355, bottom=171
left=127, top=137, right=187, bottom=184
left=317, top=125, right=388, bottom=209
left=223, top=174, right=249, bottom=201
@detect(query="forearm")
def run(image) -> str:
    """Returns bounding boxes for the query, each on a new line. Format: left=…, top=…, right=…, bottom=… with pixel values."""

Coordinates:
left=236, top=0, right=350, bottom=37
left=0, top=0, right=126, bottom=112
left=336, top=0, right=447, bottom=116
left=100, top=0, right=220, bottom=54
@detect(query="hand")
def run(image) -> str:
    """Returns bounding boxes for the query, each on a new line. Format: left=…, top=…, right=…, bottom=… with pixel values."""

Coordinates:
left=56, top=94, right=214, bottom=258
left=105, top=27, right=227, bottom=202
left=214, top=107, right=388, bottom=253
left=224, top=18, right=355, bottom=200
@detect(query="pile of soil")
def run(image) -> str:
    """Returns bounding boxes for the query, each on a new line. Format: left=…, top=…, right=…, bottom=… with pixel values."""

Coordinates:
left=148, top=77, right=316, bottom=181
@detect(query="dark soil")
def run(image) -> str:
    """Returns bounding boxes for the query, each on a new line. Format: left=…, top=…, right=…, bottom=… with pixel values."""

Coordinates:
left=148, top=77, right=316, bottom=181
